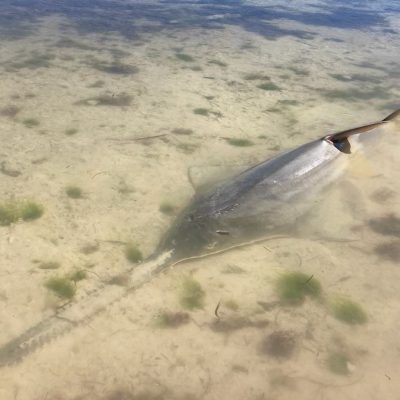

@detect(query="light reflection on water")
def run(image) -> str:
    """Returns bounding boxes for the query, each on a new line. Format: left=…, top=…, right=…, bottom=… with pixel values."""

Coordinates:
left=0, top=1, right=399, bottom=399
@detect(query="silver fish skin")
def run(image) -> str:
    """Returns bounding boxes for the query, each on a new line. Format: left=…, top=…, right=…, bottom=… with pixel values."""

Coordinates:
left=157, top=109, right=400, bottom=261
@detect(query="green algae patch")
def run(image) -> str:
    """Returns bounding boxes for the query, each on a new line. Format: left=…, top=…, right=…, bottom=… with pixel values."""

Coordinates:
left=0, top=199, right=44, bottom=226
left=327, top=352, right=351, bottom=375
left=331, top=297, right=368, bottom=325
left=225, top=138, right=254, bottom=147
left=179, top=276, right=205, bottom=310
left=243, top=72, right=270, bottom=81
left=175, top=53, right=195, bottom=62
left=125, top=243, right=143, bottom=263
left=276, top=271, right=321, bottom=305
left=45, top=277, right=76, bottom=299
left=69, top=269, right=87, bottom=282
left=21, top=201, right=43, bottom=221
left=22, top=118, right=40, bottom=128
left=65, top=185, right=83, bottom=199
left=159, top=201, right=176, bottom=216
left=193, top=108, right=210, bottom=116
left=65, top=128, right=78, bottom=136
left=0, top=202, right=19, bottom=226
left=38, top=261, right=61, bottom=270
left=154, top=311, right=190, bottom=328
left=257, top=82, right=280, bottom=91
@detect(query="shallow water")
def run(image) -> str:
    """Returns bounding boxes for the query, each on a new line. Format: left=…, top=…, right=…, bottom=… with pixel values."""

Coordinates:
left=0, top=1, right=399, bottom=399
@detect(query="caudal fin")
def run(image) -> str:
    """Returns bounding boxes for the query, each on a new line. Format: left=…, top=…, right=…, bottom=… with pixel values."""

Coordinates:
left=382, top=108, right=400, bottom=122
left=324, top=108, right=400, bottom=154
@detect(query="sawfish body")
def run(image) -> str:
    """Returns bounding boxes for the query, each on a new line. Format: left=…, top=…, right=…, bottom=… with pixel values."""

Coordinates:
left=157, top=138, right=347, bottom=264
left=156, top=108, right=399, bottom=264
left=0, top=109, right=398, bottom=367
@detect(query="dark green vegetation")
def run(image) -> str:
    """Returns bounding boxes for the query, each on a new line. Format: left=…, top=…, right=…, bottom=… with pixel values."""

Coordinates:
left=80, top=243, right=99, bottom=255
left=107, top=273, right=130, bottom=287
left=243, top=72, right=270, bottom=81
left=8, top=52, right=55, bottom=70
left=331, top=298, right=368, bottom=324
left=179, top=276, right=205, bottom=310
left=38, top=261, right=61, bottom=270
left=87, top=80, right=105, bottom=88
left=193, top=108, right=222, bottom=117
left=65, top=186, right=83, bottom=199
left=154, top=311, right=190, bottom=328
left=276, top=271, right=321, bottom=305
left=225, top=138, right=254, bottom=147
left=159, top=201, right=176, bottom=216
left=243, top=73, right=280, bottom=92
left=20, top=201, right=43, bottom=221
left=240, top=43, right=256, bottom=50
left=125, top=243, right=143, bottom=263
left=175, top=53, right=195, bottom=62
left=69, top=269, right=87, bottom=282
left=22, top=118, right=40, bottom=128
left=44, top=277, right=76, bottom=300
left=257, top=82, right=281, bottom=91
left=116, top=179, right=135, bottom=196
left=92, top=61, right=138, bottom=75
left=329, top=73, right=380, bottom=83
left=65, top=128, right=78, bottom=136
left=189, top=65, right=202, bottom=71
left=172, top=128, right=193, bottom=135
left=208, top=59, right=227, bottom=67
left=287, top=66, right=310, bottom=76
left=176, top=142, right=199, bottom=154
left=222, top=264, right=246, bottom=274
left=76, top=93, right=132, bottom=107
left=266, top=107, right=281, bottom=113
left=278, top=99, right=299, bottom=106
left=193, top=108, right=209, bottom=116
left=260, top=330, right=297, bottom=359
left=0, top=199, right=44, bottom=226
left=321, top=87, right=390, bottom=101
left=327, top=352, right=351, bottom=375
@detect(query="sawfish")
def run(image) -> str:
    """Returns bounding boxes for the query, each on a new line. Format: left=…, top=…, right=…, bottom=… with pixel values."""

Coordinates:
left=0, top=109, right=398, bottom=367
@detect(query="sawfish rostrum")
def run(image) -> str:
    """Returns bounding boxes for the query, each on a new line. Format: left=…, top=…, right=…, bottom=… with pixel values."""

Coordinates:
left=0, top=109, right=398, bottom=367
left=156, top=109, right=400, bottom=264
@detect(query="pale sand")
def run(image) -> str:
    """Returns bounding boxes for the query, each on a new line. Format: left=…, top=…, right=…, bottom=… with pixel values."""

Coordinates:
left=0, top=11, right=399, bottom=400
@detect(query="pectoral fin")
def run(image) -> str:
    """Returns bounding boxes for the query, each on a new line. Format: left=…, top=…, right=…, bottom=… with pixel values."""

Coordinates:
left=188, top=164, right=249, bottom=192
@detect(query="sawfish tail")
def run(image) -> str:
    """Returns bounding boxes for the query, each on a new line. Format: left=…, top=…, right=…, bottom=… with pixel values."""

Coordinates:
left=324, top=107, right=400, bottom=154
left=382, top=108, right=400, bottom=121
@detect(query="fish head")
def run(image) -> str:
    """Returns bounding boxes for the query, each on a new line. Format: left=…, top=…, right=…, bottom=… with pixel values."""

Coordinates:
left=156, top=210, right=224, bottom=261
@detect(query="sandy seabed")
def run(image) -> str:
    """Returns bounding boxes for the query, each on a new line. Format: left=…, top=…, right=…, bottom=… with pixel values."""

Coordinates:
left=0, top=7, right=400, bottom=400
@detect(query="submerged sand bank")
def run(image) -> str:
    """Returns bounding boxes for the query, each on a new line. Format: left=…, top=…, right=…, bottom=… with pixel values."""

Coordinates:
left=0, top=8, right=399, bottom=400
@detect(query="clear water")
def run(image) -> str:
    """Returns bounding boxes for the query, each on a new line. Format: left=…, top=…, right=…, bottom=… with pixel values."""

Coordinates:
left=0, top=1, right=399, bottom=399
